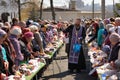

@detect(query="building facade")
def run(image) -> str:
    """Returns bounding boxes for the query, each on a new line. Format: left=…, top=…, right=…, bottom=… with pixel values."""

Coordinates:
left=42, top=7, right=101, bottom=21
left=0, top=0, right=18, bottom=22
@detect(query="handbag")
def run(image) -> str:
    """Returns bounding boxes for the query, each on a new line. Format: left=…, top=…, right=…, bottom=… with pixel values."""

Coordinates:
left=73, top=43, right=81, bottom=53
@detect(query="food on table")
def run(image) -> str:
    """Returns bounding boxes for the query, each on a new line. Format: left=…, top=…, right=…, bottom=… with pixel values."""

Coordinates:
left=47, top=43, right=54, bottom=47
left=15, top=71, right=22, bottom=78
left=24, top=69, right=31, bottom=76
left=107, top=75, right=118, bottom=80
left=4, top=75, right=25, bottom=80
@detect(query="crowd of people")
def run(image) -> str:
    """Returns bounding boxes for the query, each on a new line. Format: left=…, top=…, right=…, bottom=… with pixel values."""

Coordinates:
left=85, top=17, right=120, bottom=64
left=84, top=17, right=120, bottom=79
left=0, top=18, right=66, bottom=79
left=1, top=17, right=120, bottom=79
left=63, top=17, right=120, bottom=79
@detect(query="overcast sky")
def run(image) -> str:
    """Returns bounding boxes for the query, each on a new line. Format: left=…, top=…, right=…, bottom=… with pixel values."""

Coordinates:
left=44, top=0, right=120, bottom=7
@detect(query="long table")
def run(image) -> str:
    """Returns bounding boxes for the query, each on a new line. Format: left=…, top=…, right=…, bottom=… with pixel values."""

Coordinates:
left=88, top=48, right=113, bottom=80
left=48, top=42, right=63, bottom=59
left=24, top=42, right=63, bottom=80
left=25, top=62, right=45, bottom=80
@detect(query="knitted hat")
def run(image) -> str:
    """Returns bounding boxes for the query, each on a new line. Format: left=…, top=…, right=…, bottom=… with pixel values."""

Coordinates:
left=24, top=32, right=34, bottom=39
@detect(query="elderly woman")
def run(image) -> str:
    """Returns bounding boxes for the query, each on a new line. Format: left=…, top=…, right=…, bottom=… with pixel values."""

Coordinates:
left=108, top=33, right=120, bottom=62
left=103, top=24, right=115, bottom=46
left=40, top=25, right=47, bottom=49
left=19, top=31, right=39, bottom=59
left=115, top=18, right=120, bottom=35
left=29, top=25, right=44, bottom=54
left=104, top=19, right=110, bottom=26
left=9, top=27, right=24, bottom=66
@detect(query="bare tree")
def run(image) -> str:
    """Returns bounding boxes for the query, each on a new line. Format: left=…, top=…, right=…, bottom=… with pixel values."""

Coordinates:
left=0, top=1, right=7, bottom=7
left=18, top=0, right=21, bottom=21
left=14, top=0, right=39, bottom=21
left=92, top=0, right=94, bottom=19
left=101, top=0, right=105, bottom=19
left=40, top=0, right=43, bottom=19
left=50, top=0, right=55, bottom=21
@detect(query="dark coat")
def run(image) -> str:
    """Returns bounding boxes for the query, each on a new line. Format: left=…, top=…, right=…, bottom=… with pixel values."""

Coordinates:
left=63, top=25, right=86, bottom=70
left=108, top=42, right=120, bottom=62
left=63, top=25, right=86, bottom=55
left=19, top=39, right=31, bottom=60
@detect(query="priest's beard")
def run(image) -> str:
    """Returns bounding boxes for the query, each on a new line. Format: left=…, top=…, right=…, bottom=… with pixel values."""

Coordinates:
left=75, top=24, right=80, bottom=30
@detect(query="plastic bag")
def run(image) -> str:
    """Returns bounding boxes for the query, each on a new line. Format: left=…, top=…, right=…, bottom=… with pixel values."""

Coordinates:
left=73, top=43, right=81, bottom=53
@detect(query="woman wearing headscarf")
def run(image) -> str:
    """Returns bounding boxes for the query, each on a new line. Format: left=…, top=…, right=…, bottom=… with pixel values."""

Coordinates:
left=108, top=33, right=120, bottom=62
left=29, top=25, right=45, bottom=55
left=19, top=32, right=36, bottom=59
left=103, top=24, right=115, bottom=46
left=97, top=21, right=105, bottom=47
left=9, top=27, right=24, bottom=66
left=103, top=19, right=110, bottom=37
left=40, top=25, right=47, bottom=49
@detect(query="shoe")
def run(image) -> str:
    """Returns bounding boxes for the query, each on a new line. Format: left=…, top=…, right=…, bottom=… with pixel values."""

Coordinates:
left=76, top=70, right=81, bottom=73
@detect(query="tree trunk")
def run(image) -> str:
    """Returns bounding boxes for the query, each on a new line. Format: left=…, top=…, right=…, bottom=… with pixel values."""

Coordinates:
left=50, top=0, right=55, bottom=21
left=113, top=0, right=115, bottom=17
left=101, top=0, right=105, bottom=19
left=18, top=0, right=21, bottom=21
left=92, top=0, right=94, bottom=19
left=40, top=0, right=43, bottom=19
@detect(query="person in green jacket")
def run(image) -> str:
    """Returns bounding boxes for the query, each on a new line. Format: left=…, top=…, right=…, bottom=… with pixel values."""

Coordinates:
left=97, top=21, right=105, bottom=47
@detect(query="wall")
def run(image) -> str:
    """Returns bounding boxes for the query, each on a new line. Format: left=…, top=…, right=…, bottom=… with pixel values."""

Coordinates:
left=42, top=11, right=101, bottom=21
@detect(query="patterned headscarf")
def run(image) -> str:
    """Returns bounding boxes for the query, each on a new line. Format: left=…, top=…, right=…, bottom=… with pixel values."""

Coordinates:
left=109, top=32, right=120, bottom=43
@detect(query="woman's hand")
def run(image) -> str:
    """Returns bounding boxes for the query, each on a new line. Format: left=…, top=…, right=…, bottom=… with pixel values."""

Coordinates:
left=4, top=61, right=9, bottom=70
left=30, top=54, right=34, bottom=59
left=110, top=61, right=116, bottom=68
left=1, top=73, right=6, bottom=79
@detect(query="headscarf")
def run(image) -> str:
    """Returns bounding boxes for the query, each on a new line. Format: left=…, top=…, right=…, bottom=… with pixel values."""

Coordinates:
left=109, top=32, right=120, bottom=43
left=99, top=21, right=105, bottom=29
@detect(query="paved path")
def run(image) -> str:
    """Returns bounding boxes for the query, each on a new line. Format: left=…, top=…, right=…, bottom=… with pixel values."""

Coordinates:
left=41, top=45, right=98, bottom=80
